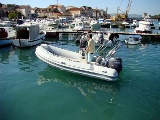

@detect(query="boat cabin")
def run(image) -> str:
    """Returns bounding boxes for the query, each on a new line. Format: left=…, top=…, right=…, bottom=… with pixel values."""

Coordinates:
left=16, top=24, right=40, bottom=40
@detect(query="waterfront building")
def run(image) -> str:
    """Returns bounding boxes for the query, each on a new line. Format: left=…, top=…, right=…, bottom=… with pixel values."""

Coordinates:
left=16, top=5, right=31, bottom=19
left=81, top=6, right=93, bottom=17
left=0, top=3, right=109, bottom=20
left=66, top=7, right=85, bottom=18
left=36, top=7, right=60, bottom=18
left=92, top=9, right=99, bottom=18
left=31, top=8, right=38, bottom=18
left=58, top=13, right=73, bottom=20
left=48, top=5, right=66, bottom=13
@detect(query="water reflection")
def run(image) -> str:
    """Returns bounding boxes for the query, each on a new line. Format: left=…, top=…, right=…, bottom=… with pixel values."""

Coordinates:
left=0, top=46, right=45, bottom=73
left=14, top=46, right=40, bottom=72
left=126, top=44, right=140, bottom=49
left=38, top=66, right=121, bottom=96
left=139, top=43, right=148, bottom=50
left=37, top=66, right=123, bottom=118
left=0, top=46, right=15, bottom=64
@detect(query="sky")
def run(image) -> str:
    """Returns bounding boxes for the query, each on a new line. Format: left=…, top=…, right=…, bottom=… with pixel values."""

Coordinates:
left=1, top=0, right=160, bottom=15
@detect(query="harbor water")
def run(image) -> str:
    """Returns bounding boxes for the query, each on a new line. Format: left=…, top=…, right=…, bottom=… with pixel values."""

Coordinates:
left=0, top=37, right=160, bottom=120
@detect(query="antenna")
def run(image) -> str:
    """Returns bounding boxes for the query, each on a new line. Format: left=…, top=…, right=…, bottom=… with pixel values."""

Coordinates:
left=57, top=0, right=58, bottom=5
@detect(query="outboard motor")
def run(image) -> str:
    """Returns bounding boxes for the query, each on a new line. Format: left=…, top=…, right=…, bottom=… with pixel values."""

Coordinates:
left=108, top=57, right=123, bottom=74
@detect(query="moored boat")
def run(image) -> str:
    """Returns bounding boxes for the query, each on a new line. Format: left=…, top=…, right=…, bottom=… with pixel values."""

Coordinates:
left=134, top=21, right=152, bottom=34
left=0, top=21, right=11, bottom=27
left=125, top=35, right=142, bottom=45
left=0, top=38, right=13, bottom=47
left=0, top=27, right=16, bottom=47
left=35, top=43, right=123, bottom=81
left=13, top=23, right=46, bottom=48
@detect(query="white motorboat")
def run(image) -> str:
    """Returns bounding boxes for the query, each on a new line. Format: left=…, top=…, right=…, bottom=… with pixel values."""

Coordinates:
left=35, top=43, right=123, bottom=81
left=0, top=21, right=12, bottom=27
left=105, top=19, right=112, bottom=24
left=97, top=18, right=104, bottom=24
left=72, top=19, right=84, bottom=31
left=13, top=23, right=46, bottom=47
left=0, top=27, right=16, bottom=47
left=99, top=19, right=111, bottom=28
left=125, top=35, right=142, bottom=45
left=130, top=20, right=138, bottom=28
left=134, top=21, right=152, bottom=34
left=120, top=21, right=130, bottom=28
left=90, top=19, right=101, bottom=30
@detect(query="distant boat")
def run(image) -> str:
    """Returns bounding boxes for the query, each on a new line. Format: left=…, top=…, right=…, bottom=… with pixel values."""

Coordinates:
left=72, top=19, right=84, bottom=31
left=134, top=21, right=152, bottom=34
left=121, top=21, right=130, bottom=28
left=0, top=21, right=12, bottom=27
left=125, top=35, right=142, bottom=45
left=90, top=19, right=101, bottom=30
left=13, top=23, right=46, bottom=48
left=99, top=19, right=111, bottom=28
left=0, top=27, right=16, bottom=47
left=130, top=20, right=138, bottom=28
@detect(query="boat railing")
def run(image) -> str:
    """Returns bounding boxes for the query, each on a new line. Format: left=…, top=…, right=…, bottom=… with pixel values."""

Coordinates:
left=105, top=44, right=121, bottom=60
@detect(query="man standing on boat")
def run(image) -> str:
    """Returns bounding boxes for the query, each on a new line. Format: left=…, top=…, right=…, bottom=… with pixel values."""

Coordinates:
left=86, top=33, right=95, bottom=63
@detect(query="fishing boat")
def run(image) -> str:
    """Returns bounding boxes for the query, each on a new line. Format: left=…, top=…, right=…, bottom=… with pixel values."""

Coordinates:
left=125, top=35, right=142, bottom=45
left=0, top=27, right=16, bottom=47
left=13, top=23, right=46, bottom=48
left=35, top=43, right=123, bottom=81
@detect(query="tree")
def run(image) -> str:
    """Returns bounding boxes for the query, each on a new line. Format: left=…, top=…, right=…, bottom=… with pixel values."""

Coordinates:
left=151, top=14, right=160, bottom=19
left=0, top=3, right=2, bottom=8
left=8, top=12, right=17, bottom=19
left=8, top=11, right=24, bottom=20
left=0, top=3, right=3, bottom=18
